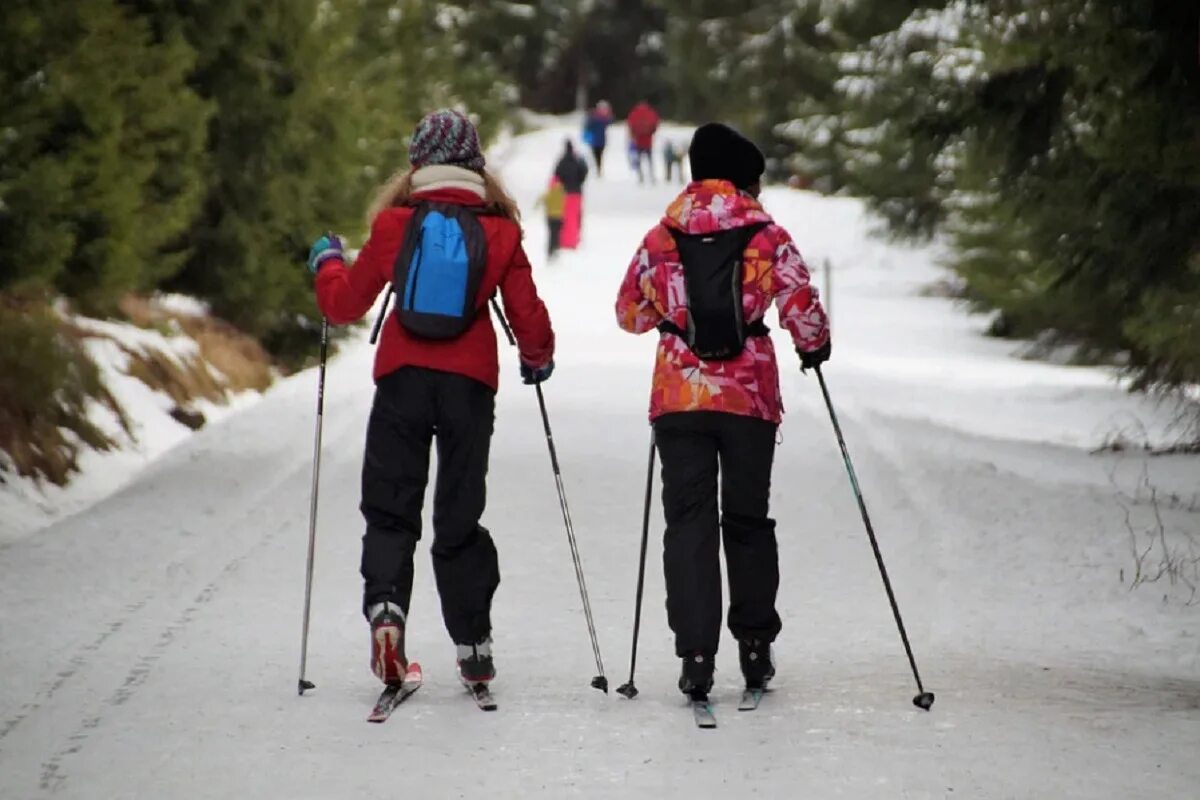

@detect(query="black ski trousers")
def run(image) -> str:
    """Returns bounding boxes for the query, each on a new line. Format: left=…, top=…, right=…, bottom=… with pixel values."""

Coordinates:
left=360, top=367, right=499, bottom=646
left=589, top=144, right=605, bottom=176
left=653, top=411, right=781, bottom=657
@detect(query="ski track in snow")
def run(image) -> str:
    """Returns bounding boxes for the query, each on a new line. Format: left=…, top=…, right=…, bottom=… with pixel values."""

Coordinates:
left=1, top=119, right=1198, bottom=799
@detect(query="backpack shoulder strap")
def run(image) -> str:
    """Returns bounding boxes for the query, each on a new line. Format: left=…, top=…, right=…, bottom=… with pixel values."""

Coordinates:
left=392, top=202, right=434, bottom=286
left=736, top=221, right=771, bottom=247
left=734, top=222, right=770, bottom=336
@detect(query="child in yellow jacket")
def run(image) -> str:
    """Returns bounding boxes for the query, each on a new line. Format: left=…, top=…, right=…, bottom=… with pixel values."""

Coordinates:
left=536, top=177, right=566, bottom=258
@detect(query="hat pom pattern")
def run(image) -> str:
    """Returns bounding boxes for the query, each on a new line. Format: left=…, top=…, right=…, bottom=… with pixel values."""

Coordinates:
left=408, top=109, right=486, bottom=171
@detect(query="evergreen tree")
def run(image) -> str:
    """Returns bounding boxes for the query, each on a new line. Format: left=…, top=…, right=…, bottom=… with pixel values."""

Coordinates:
left=655, top=1, right=853, bottom=177
left=0, top=0, right=209, bottom=311
left=835, top=0, right=1200, bottom=388
left=341, top=0, right=519, bottom=184
left=153, top=0, right=363, bottom=358
left=777, top=0, right=945, bottom=192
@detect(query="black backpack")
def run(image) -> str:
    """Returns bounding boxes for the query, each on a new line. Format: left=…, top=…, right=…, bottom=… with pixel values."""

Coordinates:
left=392, top=201, right=488, bottom=340
left=657, top=222, right=770, bottom=360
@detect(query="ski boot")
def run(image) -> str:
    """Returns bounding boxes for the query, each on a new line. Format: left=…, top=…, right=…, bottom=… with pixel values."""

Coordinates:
left=738, top=638, right=775, bottom=690
left=456, top=638, right=496, bottom=685
left=677, top=651, right=715, bottom=700
left=368, top=601, right=406, bottom=685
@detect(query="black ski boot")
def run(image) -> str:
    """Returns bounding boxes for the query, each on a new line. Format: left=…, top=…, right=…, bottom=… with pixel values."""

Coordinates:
left=678, top=651, right=715, bottom=700
left=738, top=638, right=775, bottom=690
left=456, top=639, right=495, bottom=685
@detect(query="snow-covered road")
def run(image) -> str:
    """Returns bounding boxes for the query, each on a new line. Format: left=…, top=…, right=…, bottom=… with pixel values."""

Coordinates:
left=2, top=120, right=1197, bottom=799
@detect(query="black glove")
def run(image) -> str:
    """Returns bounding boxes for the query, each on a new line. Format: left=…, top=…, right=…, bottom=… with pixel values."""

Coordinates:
left=520, top=359, right=555, bottom=385
left=799, top=341, right=831, bottom=373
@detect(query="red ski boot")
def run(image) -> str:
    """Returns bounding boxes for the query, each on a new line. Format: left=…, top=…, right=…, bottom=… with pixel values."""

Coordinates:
left=368, top=602, right=406, bottom=685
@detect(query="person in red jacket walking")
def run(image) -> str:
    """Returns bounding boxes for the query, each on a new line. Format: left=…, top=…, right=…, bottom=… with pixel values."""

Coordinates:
left=615, top=123, right=830, bottom=701
left=306, top=109, right=555, bottom=690
left=626, top=100, right=660, bottom=185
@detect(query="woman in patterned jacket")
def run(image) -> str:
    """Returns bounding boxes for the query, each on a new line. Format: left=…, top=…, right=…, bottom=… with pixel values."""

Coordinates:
left=615, top=122, right=831, bottom=699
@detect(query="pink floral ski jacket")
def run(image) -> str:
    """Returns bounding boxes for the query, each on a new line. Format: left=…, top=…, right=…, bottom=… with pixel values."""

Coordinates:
left=615, top=180, right=830, bottom=423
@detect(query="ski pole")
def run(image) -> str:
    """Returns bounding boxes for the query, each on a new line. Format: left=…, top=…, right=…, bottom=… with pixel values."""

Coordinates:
left=489, top=298, right=607, bottom=693
left=534, top=383, right=608, bottom=693
left=813, top=366, right=934, bottom=711
left=490, top=296, right=516, bottom=346
left=298, top=316, right=329, bottom=696
left=616, top=433, right=655, bottom=700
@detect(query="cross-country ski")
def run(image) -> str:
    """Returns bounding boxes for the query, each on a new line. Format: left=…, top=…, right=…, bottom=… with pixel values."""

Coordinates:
left=691, top=697, right=717, bottom=729
left=366, top=663, right=423, bottom=723
left=737, top=689, right=764, bottom=712
left=466, top=682, right=498, bottom=712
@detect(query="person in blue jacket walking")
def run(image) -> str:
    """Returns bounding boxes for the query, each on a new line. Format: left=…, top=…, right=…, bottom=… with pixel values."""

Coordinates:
left=582, top=100, right=614, bottom=177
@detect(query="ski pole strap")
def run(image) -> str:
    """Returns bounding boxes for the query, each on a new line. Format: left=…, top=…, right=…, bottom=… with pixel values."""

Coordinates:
left=656, top=318, right=770, bottom=339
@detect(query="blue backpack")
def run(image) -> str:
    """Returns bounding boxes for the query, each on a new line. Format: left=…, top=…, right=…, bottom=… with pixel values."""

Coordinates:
left=392, top=202, right=488, bottom=339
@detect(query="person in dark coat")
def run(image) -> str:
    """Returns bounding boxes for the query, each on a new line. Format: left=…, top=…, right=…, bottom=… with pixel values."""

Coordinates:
left=553, top=141, right=589, bottom=248
left=553, top=140, right=589, bottom=193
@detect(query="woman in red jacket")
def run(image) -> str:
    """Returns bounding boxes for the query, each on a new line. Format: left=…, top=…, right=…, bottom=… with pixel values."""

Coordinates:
left=307, top=110, right=555, bottom=689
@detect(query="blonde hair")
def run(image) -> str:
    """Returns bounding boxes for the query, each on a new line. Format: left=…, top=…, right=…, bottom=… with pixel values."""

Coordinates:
left=367, top=167, right=521, bottom=226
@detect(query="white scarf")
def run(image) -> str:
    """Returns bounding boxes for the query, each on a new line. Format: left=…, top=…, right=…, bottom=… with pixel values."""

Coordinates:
left=411, top=165, right=486, bottom=199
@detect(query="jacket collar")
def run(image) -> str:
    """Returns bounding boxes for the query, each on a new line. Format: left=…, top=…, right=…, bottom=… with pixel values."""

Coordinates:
left=411, top=165, right=486, bottom=199
left=662, top=179, right=772, bottom=234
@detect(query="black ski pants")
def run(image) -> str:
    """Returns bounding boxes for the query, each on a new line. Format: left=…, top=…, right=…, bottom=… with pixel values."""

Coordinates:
left=360, top=367, right=499, bottom=646
left=589, top=144, right=605, bottom=176
left=653, top=411, right=781, bottom=657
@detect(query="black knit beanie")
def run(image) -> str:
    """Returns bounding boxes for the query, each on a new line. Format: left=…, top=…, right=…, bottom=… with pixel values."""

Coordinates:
left=688, top=122, right=765, bottom=190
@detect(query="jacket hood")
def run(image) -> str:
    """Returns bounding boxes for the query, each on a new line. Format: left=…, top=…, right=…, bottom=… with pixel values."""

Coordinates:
left=662, top=179, right=773, bottom=235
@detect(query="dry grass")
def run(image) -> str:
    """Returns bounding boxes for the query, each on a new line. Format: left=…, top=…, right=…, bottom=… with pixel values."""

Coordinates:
left=118, top=294, right=274, bottom=397
left=1, top=293, right=273, bottom=487
left=122, top=346, right=226, bottom=406
left=176, top=314, right=273, bottom=393
left=0, top=300, right=129, bottom=486
left=0, top=402, right=118, bottom=488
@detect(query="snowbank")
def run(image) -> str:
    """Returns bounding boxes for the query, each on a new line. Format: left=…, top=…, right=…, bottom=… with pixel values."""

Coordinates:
left=0, top=300, right=265, bottom=545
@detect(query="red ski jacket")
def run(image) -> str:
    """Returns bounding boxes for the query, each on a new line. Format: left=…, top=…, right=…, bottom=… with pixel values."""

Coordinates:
left=314, top=188, right=555, bottom=391
left=627, top=103, right=660, bottom=150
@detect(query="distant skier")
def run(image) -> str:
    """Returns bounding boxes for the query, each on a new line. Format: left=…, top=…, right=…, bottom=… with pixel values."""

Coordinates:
left=306, top=109, right=556, bottom=691
left=614, top=123, right=831, bottom=701
left=663, top=140, right=685, bottom=184
left=553, top=140, right=589, bottom=249
left=626, top=100, right=660, bottom=184
left=582, top=100, right=614, bottom=176
left=536, top=175, right=566, bottom=259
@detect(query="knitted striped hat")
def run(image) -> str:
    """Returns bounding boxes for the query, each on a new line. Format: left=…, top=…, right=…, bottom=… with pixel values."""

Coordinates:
left=408, top=109, right=486, bottom=171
